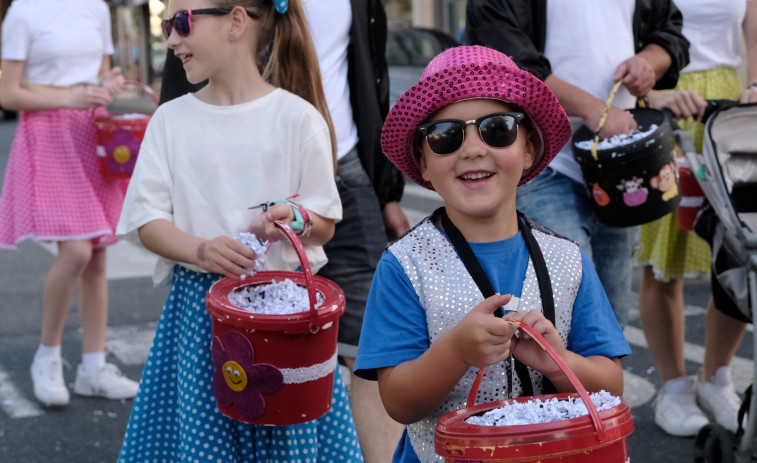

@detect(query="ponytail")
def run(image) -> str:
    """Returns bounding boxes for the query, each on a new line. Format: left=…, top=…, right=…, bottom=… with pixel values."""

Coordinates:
left=217, top=0, right=337, bottom=169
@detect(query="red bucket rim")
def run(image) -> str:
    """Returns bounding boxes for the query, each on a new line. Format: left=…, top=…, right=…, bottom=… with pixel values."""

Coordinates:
left=206, top=271, right=345, bottom=333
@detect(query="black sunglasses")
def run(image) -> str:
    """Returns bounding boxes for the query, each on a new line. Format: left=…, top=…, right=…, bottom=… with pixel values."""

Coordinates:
left=417, top=112, right=526, bottom=155
left=161, top=8, right=260, bottom=40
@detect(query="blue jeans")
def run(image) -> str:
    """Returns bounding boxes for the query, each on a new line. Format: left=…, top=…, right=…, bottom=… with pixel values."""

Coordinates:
left=516, top=168, right=639, bottom=328
left=317, top=148, right=387, bottom=358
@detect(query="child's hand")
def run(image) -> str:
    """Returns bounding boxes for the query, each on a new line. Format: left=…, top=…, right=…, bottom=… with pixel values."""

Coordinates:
left=99, top=67, right=126, bottom=96
left=449, top=294, right=518, bottom=369
left=248, top=202, right=296, bottom=242
left=502, top=310, right=567, bottom=378
left=68, top=85, right=113, bottom=109
left=196, top=235, right=259, bottom=279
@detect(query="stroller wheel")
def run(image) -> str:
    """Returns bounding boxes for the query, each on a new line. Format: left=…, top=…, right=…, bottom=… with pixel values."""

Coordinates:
left=694, top=423, right=736, bottom=463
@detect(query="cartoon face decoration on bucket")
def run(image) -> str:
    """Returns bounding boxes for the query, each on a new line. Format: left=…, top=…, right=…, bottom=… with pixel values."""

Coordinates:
left=212, top=331, right=283, bottom=420
left=104, top=129, right=140, bottom=174
left=650, top=161, right=679, bottom=201
left=617, top=176, right=648, bottom=207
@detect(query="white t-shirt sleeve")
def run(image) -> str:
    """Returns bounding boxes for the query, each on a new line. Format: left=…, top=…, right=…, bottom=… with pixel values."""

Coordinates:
left=117, top=107, right=175, bottom=247
left=295, top=112, right=342, bottom=222
left=99, top=1, right=115, bottom=55
left=1, top=2, right=32, bottom=61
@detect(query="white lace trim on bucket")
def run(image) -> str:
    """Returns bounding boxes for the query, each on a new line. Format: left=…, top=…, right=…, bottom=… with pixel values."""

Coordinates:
left=280, top=351, right=337, bottom=384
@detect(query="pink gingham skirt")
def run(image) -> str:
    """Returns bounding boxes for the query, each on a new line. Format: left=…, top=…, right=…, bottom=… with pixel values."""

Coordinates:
left=0, top=108, right=127, bottom=249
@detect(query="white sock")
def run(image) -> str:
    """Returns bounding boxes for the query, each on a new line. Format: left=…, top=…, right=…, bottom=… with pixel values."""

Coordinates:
left=81, top=352, right=106, bottom=372
left=708, top=366, right=733, bottom=387
left=35, top=344, right=62, bottom=359
left=664, top=376, right=694, bottom=395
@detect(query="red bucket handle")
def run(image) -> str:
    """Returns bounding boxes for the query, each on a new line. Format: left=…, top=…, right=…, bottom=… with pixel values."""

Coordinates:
left=120, top=80, right=159, bottom=107
left=273, top=221, right=320, bottom=333
left=466, top=320, right=606, bottom=442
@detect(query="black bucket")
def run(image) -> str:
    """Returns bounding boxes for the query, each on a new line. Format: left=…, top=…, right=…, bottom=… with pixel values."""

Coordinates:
left=572, top=108, right=681, bottom=227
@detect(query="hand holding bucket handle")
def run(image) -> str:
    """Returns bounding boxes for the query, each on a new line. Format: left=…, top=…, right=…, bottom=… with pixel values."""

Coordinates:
left=466, top=320, right=606, bottom=442
left=118, top=80, right=160, bottom=107
left=590, top=79, right=626, bottom=161
left=272, top=221, right=320, bottom=333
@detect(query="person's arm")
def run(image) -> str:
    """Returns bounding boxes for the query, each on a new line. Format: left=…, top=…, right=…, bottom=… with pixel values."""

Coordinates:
left=614, top=43, right=672, bottom=97
left=0, top=59, right=113, bottom=111
left=544, top=74, right=637, bottom=139
left=740, top=0, right=757, bottom=103
left=465, top=0, right=552, bottom=80
left=96, top=55, right=125, bottom=97
left=138, top=219, right=258, bottom=280
left=646, top=89, right=708, bottom=121
left=382, top=201, right=410, bottom=242
left=632, top=0, right=690, bottom=90
left=377, top=294, right=516, bottom=424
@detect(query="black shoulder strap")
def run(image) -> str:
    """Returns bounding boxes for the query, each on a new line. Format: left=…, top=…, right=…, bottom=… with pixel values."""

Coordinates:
left=438, top=207, right=556, bottom=395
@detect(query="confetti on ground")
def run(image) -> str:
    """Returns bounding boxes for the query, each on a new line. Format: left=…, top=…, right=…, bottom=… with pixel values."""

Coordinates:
left=465, top=390, right=621, bottom=426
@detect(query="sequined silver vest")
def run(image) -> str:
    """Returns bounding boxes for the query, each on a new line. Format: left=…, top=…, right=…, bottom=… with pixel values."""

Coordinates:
left=387, top=216, right=582, bottom=462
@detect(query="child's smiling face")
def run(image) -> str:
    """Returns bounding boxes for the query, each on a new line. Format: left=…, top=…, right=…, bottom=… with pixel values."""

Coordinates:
left=419, top=99, right=537, bottom=224
left=165, top=0, right=229, bottom=84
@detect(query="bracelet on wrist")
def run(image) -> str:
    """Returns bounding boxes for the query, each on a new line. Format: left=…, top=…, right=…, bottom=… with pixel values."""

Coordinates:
left=750, top=82, right=757, bottom=89
left=249, top=196, right=313, bottom=236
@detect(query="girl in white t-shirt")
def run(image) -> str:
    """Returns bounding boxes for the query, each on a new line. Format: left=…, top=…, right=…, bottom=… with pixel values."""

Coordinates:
left=116, top=0, right=359, bottom=461
left=0, top=0, right=139, bottom=408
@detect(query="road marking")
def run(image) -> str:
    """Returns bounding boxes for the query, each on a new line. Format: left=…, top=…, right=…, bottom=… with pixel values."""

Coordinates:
left=624, top=325, right=754, bottom=393
left=0, top=368, right=44, bottom=418
left=107, top=322, right=158, bottom=366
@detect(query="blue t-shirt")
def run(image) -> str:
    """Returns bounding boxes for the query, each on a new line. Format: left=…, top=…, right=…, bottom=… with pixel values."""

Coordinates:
left=354, top=228, right=631, bottom=462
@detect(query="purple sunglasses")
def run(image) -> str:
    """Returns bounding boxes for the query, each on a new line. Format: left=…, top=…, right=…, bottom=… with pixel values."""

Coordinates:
left=161, top=7, right=259, bottom=40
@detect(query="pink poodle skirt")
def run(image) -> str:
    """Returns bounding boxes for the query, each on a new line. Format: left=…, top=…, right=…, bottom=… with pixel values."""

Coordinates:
left=0, top=108, right=127, bottom=249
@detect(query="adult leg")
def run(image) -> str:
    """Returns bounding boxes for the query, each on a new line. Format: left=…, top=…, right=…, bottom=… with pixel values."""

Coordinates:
left=79, top=246, right=108, bottom=354
left=33, top=240, right=94, bottom=406
left=638, top=267, right=686, bottom=382
left=74, top=245, right=138, bottom=399
left=696, top=296, right=748, bottom=432
left=638, top=264, right=707, bottom=436
left=341, top=356, right=404, bottom=462
left=318, top=150, right=404, bottom=462
left=701, top=298, right=747, bottom=378
left=40, top=240, right=94, bottom=346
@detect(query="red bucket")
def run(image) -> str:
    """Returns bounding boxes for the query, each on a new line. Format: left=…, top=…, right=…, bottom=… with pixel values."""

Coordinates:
left=435, top=321, right=634, bottom=462
left=676, top=156, right=705, bottom=231
left=94, top=81, right=158, bottom=180
left=205, top=222, right=345, bottom=425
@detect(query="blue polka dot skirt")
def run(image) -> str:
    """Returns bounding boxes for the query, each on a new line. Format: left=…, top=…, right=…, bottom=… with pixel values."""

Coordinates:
left=118, top=266, right=364, bottom=462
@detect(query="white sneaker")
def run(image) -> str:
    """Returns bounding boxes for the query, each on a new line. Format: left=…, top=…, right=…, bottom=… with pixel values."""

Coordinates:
left=654, top=387, right=709, bottom=436
left=30, top=355, right=70, bottom=407
left=696, top=367, right=743, bottom=433
left=73, top=363, right=139, bottom=400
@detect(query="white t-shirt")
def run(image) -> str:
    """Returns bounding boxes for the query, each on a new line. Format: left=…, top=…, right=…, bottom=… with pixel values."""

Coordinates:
left=117, top=89, right=343, bottom=287
left=544, top=0, right=636, bottom=183
left=1, top=0, right=114, bottom=86
left=678, top=0, right=749, bottom=73
left=302, top=0, right=359, bottom=160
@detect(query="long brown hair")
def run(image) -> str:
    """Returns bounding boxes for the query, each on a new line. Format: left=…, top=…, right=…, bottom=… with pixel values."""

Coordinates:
left=212, top=0, right=337, bottom=168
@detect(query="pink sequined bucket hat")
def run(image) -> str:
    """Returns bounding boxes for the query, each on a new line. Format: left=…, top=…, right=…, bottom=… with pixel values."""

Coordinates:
left=382, top=45, right=571, bottom=190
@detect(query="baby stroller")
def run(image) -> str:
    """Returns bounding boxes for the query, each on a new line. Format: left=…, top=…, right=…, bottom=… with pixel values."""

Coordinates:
left=676, top=100, right=757, bottom=462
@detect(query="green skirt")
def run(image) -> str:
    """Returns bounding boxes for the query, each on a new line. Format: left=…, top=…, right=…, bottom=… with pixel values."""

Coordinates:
left=635, top=67, right=743, bottom=281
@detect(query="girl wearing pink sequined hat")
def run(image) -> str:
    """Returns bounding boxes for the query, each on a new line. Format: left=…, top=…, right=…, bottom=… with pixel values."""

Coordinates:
left=355, top=45, right=631, bottom=462
left=382, top=45, right=571, bottom=190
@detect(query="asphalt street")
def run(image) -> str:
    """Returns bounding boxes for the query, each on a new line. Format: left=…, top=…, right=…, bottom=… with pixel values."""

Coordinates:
left=0, top=98, right=754, bottom=462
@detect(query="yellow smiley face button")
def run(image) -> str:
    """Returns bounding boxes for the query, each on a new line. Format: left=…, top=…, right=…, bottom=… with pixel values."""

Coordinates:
left=222, top=361, right=248, bottom=392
